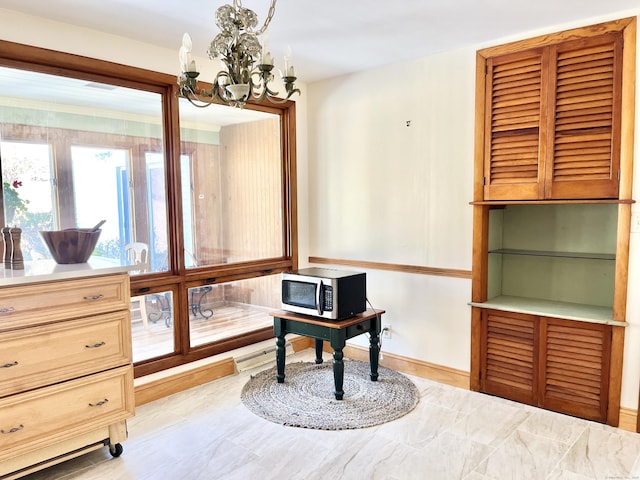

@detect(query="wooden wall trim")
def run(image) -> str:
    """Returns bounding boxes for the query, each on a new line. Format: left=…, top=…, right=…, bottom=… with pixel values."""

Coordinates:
left=308, top=257, right=472, bottom=280
left=134, top=358, right=236, bottom=406
left=134, top=335, right=311, bottom=406
left=620, top=407, right=637, bottom=433
left=295, top=336, right=470, bottom=389
left=341, top=344, right=470, bottom=389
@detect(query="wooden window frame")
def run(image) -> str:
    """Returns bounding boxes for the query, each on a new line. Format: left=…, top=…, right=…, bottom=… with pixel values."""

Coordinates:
left=0, top=40, right=299, bottom=377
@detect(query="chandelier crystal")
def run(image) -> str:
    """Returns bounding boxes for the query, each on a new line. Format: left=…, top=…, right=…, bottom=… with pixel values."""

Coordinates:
left=178, top=0, right=300, bottom=108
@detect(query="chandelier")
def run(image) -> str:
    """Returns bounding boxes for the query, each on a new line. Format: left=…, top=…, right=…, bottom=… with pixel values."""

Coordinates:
left=178, top=0, right=300, bottom=108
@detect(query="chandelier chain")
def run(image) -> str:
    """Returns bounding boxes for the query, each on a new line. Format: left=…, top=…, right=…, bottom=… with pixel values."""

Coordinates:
left=236, top=0, right=277, bottom=35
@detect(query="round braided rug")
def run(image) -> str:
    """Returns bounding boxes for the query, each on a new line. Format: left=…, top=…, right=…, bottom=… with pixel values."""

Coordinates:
left=241, top=360, right=420, bottom=430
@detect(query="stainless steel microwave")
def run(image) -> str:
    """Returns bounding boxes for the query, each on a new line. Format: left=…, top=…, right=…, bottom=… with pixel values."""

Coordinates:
left=281, top=268, right=366, bottom=320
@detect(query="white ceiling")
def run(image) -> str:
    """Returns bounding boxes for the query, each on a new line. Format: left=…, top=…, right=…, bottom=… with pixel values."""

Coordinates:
left=0, top=0, right=638, bottom=84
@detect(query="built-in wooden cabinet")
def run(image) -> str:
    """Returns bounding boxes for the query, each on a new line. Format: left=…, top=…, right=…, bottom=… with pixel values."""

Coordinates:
left=483, top=32, right=623, bottom=201
left=483, top=203, right=618, bottom=321
left=0, top=269, right=134, bottom=479
left=472, top=202, right=625, bottom=423
left=481, top=309, right=537, bottom=405
left=481, top=309, right=611, bottom=422
left=471, top=17, right=636, bottom=426
left=541, top=317, right=611, bottom=422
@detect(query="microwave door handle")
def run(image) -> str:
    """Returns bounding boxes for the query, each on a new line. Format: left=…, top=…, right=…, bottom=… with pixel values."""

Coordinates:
left=316, top=280, right=323, bottom=316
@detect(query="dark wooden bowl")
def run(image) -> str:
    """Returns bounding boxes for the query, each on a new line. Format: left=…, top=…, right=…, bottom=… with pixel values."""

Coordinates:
left=39, top=229, right=102, bottom=264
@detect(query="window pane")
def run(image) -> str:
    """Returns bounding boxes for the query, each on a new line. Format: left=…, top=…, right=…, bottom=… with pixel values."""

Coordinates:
left=145, top=153, right=169, bottom=271
left=179, top=99, right=283, bottom=267
left=131, top=290, right=175, bottom=362
left=71, top=146, right=131, bottom=263
left=0, top=66, right=168, bottom=273
left=189, top=275, right=280, bottom=347
left=0, top=141, right=54, bottom=261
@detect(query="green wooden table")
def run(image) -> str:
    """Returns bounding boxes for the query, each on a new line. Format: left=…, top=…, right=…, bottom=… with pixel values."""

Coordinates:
left=270, top=309, right=384, bottom=400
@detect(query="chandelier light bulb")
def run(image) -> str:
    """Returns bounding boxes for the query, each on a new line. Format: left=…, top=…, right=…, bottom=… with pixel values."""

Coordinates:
left=179, top=47, right=188, bottom=73
left=283, top=46, right=295, bottom=77
left=182, top=33, right=192, bottom=53
left=262, top=51, right=274, bottom=66
left=261, top=31, right=274, bottom=66
left=179, top=33, right=197, bottom=73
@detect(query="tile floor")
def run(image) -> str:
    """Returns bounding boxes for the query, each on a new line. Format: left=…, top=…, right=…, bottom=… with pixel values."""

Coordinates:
left=22, top=350, right=640, bottom=480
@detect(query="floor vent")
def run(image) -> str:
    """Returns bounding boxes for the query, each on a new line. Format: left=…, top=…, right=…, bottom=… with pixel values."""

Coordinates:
left=234, top=342, right=293, bottom=372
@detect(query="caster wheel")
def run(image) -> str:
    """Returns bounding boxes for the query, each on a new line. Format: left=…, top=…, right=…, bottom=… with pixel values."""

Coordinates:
left=109, top=443, right=123, bottom=457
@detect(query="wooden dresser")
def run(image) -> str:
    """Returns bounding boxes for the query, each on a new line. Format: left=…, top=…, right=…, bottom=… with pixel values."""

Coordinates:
left=0, top=262, right=134, bottom=479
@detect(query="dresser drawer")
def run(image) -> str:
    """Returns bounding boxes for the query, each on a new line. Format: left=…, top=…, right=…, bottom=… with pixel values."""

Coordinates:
left=0, top=312, right=132, bottom=398
left=0, top=365, right=134, bottom=462
left=0, top=273, right=129, bottom=331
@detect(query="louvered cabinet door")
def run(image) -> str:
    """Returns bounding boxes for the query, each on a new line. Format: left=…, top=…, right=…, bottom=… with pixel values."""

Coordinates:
left=545, top=33, right=623, bottom=199
left=541, top=318, right=611, bottom=422
left=481, top=310, right=538, bottom=405
left=483, top=50, right=546, bottom=200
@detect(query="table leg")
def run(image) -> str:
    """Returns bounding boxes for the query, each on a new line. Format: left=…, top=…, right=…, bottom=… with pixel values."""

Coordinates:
left=314, top=339, right=324, bottom=364
left=369, top=329, right=380, bottom=381
left=190, top=286, right=213, bottom=319
left=275, top=334, right=286, bottom=383
left=332, top=348, right=344, bottom=400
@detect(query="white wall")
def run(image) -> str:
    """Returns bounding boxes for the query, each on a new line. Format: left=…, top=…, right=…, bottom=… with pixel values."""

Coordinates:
left=306, top=9, right=640, bottom=410
left=305, top=48, right=475, bottom=371
left=2, top=7, right=640, bottom=410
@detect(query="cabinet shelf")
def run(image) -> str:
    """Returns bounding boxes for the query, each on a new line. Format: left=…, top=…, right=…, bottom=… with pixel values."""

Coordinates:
left=470, top=199, right=635, bottom=205
left=488, top=249, right=615, bottom=261
left=469, top=295, right=624, bottom=326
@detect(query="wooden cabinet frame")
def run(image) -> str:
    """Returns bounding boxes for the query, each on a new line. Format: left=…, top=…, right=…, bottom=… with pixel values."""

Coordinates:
left=481, top=309, right=612, bottom=422
left=471, top=17, right=636, bottom=426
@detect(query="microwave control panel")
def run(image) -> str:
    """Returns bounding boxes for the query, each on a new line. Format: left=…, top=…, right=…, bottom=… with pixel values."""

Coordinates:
left=323, top=285, right=333, bottom=311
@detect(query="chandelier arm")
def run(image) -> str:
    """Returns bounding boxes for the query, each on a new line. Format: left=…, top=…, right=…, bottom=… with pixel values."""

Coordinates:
left=248, top=75, right=300, bottom=104
left=180, top=88, right=223, bottom=108
left=265, top=87, right=301, bottom=104
left=179, top=79, right=230, bottom=107
left=184, top=95, right=219, bottom=108
left=250, top=71, right=277, bottom=95
left=181, top=81, right=295, bottom=107
left=263, top=95, right=292, bottom=105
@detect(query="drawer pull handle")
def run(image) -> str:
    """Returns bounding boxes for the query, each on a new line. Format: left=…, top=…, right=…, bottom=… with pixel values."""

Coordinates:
left=0, top=307, right=15, bottom=314
left=1, top=424, right=24, bottom=434
left=85, top=342, right=106, bottom=349
left=83, top=294, right=105, bottom=301
left=1, top=361, right=18, bottom=368
left=89, top=399, right=109, bottom=407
